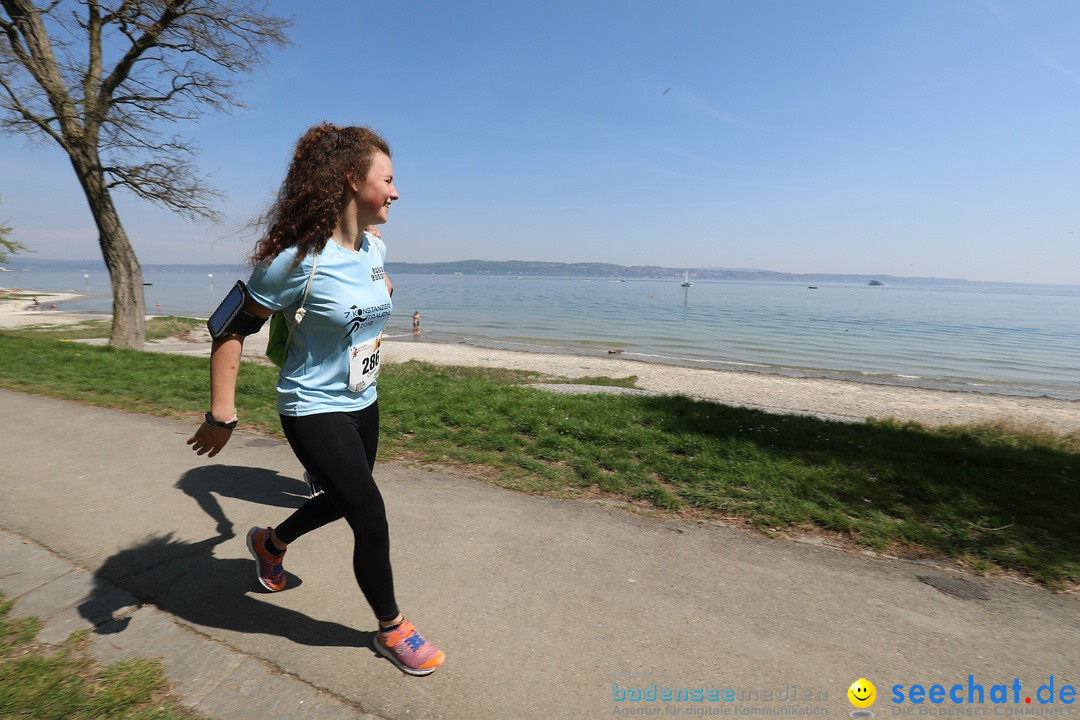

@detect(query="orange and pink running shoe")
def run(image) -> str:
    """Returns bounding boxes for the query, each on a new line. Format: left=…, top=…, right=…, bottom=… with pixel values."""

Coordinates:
left=374, top=619, right=446, bottom=676
left=246, top=526, right=286, bottom=592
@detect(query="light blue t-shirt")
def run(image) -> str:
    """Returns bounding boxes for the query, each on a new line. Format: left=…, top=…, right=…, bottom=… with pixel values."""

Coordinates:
left=246, top=233, right=392, bottom=416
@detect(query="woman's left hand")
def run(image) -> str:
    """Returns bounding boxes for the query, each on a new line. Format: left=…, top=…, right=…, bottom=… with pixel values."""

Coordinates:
left=186, top=422, right=234, bottom=458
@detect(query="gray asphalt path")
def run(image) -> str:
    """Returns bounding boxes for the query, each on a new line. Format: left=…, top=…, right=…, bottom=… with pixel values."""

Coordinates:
left=0, top=389, right=1076, bottom=720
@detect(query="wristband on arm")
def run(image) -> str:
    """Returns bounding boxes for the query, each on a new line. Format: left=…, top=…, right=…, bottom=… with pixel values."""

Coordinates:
left=204, top=412, right=238, bottom=430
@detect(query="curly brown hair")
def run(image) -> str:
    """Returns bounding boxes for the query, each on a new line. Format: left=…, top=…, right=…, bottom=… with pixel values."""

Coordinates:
left=251, top=123, right=392, bottom=267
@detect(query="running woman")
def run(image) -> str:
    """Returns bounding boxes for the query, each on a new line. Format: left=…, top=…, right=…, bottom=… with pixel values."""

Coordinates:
left=187, top=123, right=445, bottom=676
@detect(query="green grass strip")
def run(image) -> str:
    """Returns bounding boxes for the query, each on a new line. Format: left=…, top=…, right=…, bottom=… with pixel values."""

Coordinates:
left=1, top=332, right=1077, bottom=588
left=0, top=593, right=208, bottom=719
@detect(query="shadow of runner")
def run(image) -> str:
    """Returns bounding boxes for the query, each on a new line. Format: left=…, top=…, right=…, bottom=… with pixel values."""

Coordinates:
left=77, top=464, right=373, bottom=649
left=78, top=532, right=371, bottom=648
left=175, top=465, right=309, bottom=537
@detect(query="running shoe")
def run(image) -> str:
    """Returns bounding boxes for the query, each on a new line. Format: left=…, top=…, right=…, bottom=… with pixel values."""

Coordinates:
left=245, top=526, right=286, bottom=592
left=374, top=619, right=446, bottom=676
left=303, top=470, right=324, bottom=498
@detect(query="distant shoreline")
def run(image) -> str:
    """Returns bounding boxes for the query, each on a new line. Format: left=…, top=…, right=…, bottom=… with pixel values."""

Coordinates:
left=5, top=257, right=1078, bottom=288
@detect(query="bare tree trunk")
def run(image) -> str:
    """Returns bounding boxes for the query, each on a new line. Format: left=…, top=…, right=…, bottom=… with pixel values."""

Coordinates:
left=99, top=210, right=146, bottom=350
left=69, top=145, right=145, bottom=349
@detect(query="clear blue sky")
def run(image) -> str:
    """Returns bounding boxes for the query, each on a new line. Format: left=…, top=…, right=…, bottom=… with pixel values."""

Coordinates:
left=2, top=0, right=1079, bottom=283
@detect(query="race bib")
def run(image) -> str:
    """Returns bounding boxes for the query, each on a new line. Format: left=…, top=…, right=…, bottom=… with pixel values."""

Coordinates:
left=348, top=334, right=382, bottom=392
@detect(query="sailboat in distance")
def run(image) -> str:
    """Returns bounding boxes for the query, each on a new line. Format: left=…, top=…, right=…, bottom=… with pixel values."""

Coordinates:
left=681, top=271, right=693, bottom=288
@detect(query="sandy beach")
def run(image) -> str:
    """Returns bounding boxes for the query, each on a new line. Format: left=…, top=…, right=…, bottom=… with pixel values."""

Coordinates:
left=0, top=291, right=106, bottom=325
left=379, top=336, right=1080, bottom=433
left=2, top=295, right=1077, bottom=433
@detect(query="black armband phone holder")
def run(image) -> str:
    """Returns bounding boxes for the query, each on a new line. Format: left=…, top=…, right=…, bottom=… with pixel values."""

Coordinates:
left=207, top=281, right=268, bottom=339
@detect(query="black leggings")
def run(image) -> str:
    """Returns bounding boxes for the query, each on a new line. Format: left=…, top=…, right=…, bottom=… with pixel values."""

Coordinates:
left=276, top=403, right=399, bottom=622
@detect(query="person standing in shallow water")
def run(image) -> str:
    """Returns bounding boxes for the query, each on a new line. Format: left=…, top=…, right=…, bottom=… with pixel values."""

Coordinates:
left=187, top=122, right=445, bottom=676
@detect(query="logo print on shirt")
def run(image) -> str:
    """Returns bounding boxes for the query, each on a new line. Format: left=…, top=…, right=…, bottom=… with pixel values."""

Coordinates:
left=343, top=305, right=368, bottom=339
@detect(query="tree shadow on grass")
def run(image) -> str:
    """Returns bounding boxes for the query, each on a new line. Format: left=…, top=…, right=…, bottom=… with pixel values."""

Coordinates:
left=77, top=465, right=371, bottom=648
left=631, top=395, right=1080, bottom=585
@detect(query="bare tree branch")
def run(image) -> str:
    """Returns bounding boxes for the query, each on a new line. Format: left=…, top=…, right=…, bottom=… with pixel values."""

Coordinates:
left=0, top=0, right=79, bottom=148
left=105, top=158, right=223, bottom=221
left=98, top=0, right=184, bottom=103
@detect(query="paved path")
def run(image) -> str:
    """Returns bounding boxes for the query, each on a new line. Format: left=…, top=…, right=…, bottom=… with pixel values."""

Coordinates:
left=0, top=389, right=1076, bottom=719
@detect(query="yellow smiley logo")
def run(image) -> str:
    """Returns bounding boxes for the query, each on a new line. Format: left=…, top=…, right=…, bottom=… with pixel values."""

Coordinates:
left=848, top=678, right=876, bottom=709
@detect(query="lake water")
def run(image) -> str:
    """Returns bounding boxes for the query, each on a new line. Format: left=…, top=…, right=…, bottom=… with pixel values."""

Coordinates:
left=4, top=262, right=1078, bottom=401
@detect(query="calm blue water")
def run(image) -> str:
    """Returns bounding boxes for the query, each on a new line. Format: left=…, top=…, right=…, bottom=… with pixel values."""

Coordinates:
left=4, top=263, right=1079, bottom=401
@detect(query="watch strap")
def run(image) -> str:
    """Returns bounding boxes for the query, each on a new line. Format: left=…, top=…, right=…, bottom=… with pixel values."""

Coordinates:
left=205, top=411, right=238, bottom=430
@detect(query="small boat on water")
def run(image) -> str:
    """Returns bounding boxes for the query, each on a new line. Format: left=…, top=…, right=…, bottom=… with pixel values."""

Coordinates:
left=868, top=279, right=886, bottom=286
left=681, top=271, right=693, bottom=288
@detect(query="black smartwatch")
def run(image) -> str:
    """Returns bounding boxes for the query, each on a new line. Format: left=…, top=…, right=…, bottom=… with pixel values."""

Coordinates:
left=204, top=412, right=238, bottom=430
